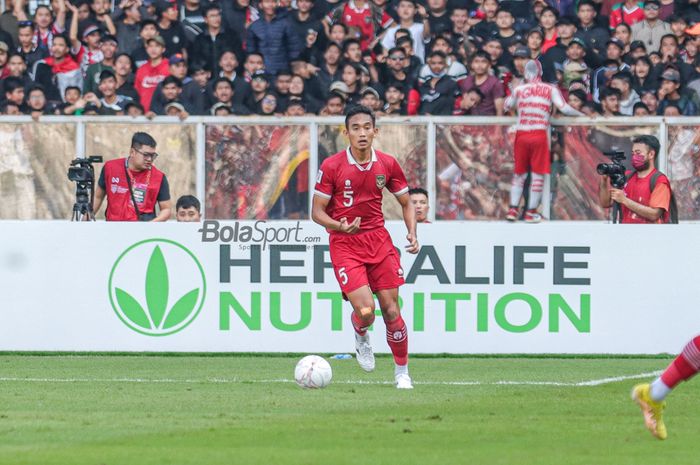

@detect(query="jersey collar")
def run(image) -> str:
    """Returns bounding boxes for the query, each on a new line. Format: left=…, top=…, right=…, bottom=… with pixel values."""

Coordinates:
left=347, top=0, right=370, bottom=13
left=346, top=146, right=377, bottom=171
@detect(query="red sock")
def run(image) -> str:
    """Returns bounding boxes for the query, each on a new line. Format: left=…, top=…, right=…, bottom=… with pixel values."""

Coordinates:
left=351, top=311, right=374, bottom=336
left=661, top=336, right=700, bottom=388
left=385, top=314, right=408, bottom=366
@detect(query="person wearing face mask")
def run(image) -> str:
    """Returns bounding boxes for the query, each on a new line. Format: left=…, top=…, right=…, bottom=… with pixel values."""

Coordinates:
left=598, top=135, right=674, bottom=224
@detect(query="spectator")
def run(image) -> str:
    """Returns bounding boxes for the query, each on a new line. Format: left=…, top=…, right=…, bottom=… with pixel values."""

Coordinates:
left=222, top=0, right=259, bottom=48
left=24, top=84, right=53, bottom=118
left=360, top=86, right=381, bottom=112
left=124, top=100, right=144, bottom=116
left=567, top=88, right=588, bottom=111
left=190, top=4, right=243, bottom=76
left=291, top=0, right=324, bottom=61
left=289, top=73, right=322, bottom=113
left=16, top=21, right=48, bottom=68
left=319, top=90, right=345, bottom=115
left=599, top=86, right=622, bottom=116
left=427, top=0, right=451, bottom=37
left=632, top=55, right=658, bottom=94
left=38, top=33, right=82, bottom=100
left=31, top=4, right=67, bottom=50
left=134, top=35, right=170, bottom=112
left=151, top=53, right=203, bottom=114
left=84, top=34, right=118, bottom=95
left=418, top=34, right=467, bottom=84
left=471, top=0, right=498, bottom=39
left=150, top=75, right=188, bottom=116
left=210, top=77, right=250, bottom=114
left=112, top=0, right=142, bottom=55
left=418, top=50, right=458, bottom=115
left=543, top=16, right=578, bottom=75
left=214, top=49, right=251, bottom=106
left=243, top=51, right=265, bottom=81
left=6, top=54, right=32, bottom=89
left=272, top=70, right=292, bottom=111
left=342, top=38, right=362, bottom=63
left=381, top=0, right=430, bottom=62
left=58, top=85, right=84, bottom=114
left=613, top=22, right=633, bottom=52
left=379, top=46, right=416, bottom=92
left=609, top=71, right=640, bottom=115
left=340, top=62, right=362, bottom=105
left=631, top=0, right=671, bottom=53
left=180, top=0, right=205, bottom=44
left=113, top=52, right=138, bottom=100
left=575, top=0, right=609, bottom=56
left=176, top=195, right=201, bottom=222
left=539, top=7, right=559, bottom=53
left=131, top=19, right=159, bottom=67
left=657, top=67, right=700, bottom=116
left=316, top=42, right=342, bottom=99
left=610, top=0, right=645, bottom=29
left=323, top=0, right=393, bottom=51
left=210, top=101, right=231, bottom=115
left=247, top=0, right=302, bottom=75
left=89, top=69, right=133, bottom=114
left=633, top=101, right=650, bottom=115
left=285, top=99, right=306, bottom=116
left=640, top=89, right=659, bottom=113
left=592, top=39, right=630, bottom=102
left=459, top=51, right=504, bottom=115
left=378, top=83, right=405, bottom=115
left=259, top=92, right=277, bottom=115
left=155, top=0, right=187, bottom=57
left=3, top=76, right=25, bottom=110
left=453, top=88, right=483, bottom=115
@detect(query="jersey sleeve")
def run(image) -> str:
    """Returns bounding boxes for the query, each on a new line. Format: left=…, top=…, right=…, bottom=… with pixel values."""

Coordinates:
left=313, top=158, right=334, bottom=200
left=552, top=86, right=583, bottom=116
left=387, top=156, right=409, bottom=196
left=649, top=179, right=671, bottom=212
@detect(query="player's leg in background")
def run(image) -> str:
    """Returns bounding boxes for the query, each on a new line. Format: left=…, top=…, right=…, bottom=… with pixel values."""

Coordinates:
left=376, top=288, right=412, bottom=389
left=346, top=285, right=377, bottom=373
left=524, top=131, right=550, bottom=223
left=632, top=335, right=700, bottom=439
left=508, top=131, right=529, bottom=222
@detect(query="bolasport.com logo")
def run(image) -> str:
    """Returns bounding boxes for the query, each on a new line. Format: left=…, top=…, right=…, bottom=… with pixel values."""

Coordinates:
left=108, top=239, right=206, bottom=336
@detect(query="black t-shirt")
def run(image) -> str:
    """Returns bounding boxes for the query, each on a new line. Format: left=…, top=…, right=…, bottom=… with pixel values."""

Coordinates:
left=158, top=21, right=188, bottom=57
left=99, top=166, right=171, bottom=202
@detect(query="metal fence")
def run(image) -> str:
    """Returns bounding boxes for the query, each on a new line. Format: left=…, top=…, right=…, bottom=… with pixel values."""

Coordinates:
left=0, top=115, right=697, bottom=221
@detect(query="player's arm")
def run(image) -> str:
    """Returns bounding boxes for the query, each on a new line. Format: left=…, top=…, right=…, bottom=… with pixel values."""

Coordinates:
left=396, top=192, right=419, bottom=254
left=311, top=195, right=361, bottom=233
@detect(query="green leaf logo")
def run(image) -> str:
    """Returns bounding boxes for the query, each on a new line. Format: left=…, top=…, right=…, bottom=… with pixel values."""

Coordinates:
left=108, top=239, right=206, bottom=336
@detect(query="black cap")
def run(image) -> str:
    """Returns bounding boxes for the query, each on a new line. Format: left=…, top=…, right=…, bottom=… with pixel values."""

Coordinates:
left=568, top=37, right=587, bottom=49
left=251, top=70, right=269, bottom=82
left=629, top=40, right=646, bottom=51
left=607, top=38, right=625, bottom=49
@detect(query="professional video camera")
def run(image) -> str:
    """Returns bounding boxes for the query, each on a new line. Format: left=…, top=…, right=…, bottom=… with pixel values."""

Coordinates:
left=596, top=150, right=627, bottom=189
left=67, top=155, right=103, bottom=221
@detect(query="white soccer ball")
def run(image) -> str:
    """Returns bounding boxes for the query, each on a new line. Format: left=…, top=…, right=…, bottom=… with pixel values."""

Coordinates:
left=294, top=355, right=332, bottom=389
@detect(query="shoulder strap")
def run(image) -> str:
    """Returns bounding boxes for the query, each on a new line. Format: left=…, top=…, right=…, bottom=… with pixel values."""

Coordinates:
left=124, top=159, right=143, bottom=220
left=650, top=171, right=679, bottom=223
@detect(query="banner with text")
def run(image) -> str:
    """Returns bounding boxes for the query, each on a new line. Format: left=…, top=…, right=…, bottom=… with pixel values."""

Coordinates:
left=1, top=222, right=697, bottom=354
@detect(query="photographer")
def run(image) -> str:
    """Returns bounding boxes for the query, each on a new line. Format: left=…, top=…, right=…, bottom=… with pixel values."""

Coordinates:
left=93, top=132, right=172, bottom=221
left=598, top=135, right=672, bottom=224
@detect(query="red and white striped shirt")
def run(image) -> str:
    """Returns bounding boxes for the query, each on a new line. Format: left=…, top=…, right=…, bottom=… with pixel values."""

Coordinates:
left=504, top=81, right=582, bottom=132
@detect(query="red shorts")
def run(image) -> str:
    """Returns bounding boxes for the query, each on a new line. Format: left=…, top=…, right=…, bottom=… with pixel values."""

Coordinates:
left=329, top=227, right=404, bottom=298
left=514, top=130, right=550, bottom=175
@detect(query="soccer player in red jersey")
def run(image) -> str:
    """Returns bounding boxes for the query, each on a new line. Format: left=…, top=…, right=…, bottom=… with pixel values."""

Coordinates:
left=312, top=105, right=419, bottom=389
left=632, top=335, right=700, bottom=439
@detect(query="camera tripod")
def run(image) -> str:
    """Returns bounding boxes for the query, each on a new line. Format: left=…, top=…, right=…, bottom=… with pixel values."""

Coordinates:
left=71, top=183, right=95, bottom=221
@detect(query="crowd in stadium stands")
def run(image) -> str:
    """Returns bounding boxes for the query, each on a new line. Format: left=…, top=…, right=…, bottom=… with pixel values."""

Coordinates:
left=1, top=0, right=700, bottom=117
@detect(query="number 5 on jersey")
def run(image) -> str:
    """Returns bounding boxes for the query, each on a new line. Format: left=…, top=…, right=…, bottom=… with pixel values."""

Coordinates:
left=343, top=190, right=354, bottom=207
left=338, top=267, right=348, bottom=285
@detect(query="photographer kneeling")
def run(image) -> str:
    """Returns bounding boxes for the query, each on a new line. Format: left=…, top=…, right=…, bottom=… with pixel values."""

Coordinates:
left=93, top=132, right=172, bottom=221
left=598, top=135, right=672, bottom=224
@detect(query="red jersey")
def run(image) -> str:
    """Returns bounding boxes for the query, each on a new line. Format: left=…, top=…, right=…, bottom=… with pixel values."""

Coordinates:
left=314, top=147, right=408, bottom=234
left=326, top=1, right=393, bottom=50
left=609, top=2, right=644, bottom=29
left=135, top=59, right=170, bottom=112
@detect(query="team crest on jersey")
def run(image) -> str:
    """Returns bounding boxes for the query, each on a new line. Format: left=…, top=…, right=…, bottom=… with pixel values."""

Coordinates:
left=375, top=174, right=386, bottom=189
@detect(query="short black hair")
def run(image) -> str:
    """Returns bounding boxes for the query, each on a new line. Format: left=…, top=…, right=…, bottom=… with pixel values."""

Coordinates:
left=632, top=135, right=660, bottom=157
left=204, top=3, right=221, bottom=15
left=409, top=187, right=428, bottom=197
left=344, top=105, right=375, bottom=128
left=342, top=38, right=361, bottom=53
left=466, top=87, right=485, bottom=100
left=632, top=102, right=650, bottom=113
left=65, top=85, right=81, bottom=95
left=600, top=87, right=621, bottom=99
left=427, top=50, right=447, bottom=60
left=3, top=76, right=23, bottom=93
left=131, top=132, right=156, bottom=149
left=396, top=35, right=414, bottom=48
left=162, top=75, right=183, bottom=88
left=176, top=195, right=201, bottom=212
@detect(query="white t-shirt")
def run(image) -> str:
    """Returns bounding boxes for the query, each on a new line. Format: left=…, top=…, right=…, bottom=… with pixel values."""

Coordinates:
left=381, top=22, right=426, bottom=62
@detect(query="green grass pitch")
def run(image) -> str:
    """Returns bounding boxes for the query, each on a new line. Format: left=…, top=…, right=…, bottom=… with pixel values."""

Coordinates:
left=0, top=355, right=697, bottom=465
